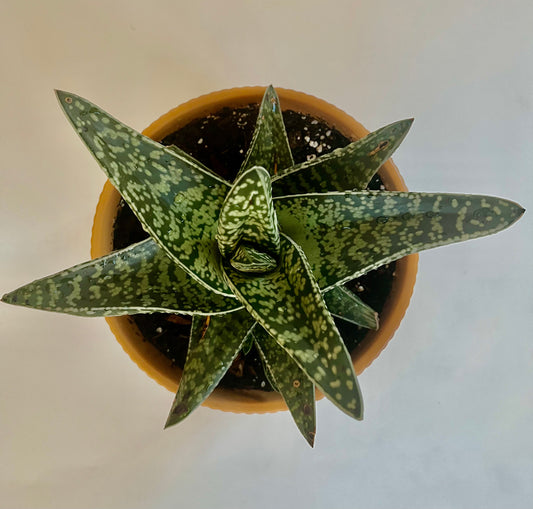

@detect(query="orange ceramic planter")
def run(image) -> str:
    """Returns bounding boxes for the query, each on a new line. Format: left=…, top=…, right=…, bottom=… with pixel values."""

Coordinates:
left=91, top=87, right=418, bottom=413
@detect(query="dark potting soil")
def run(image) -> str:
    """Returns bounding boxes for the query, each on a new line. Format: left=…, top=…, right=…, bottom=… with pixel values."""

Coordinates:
left=112, top=104, right=396, bottom=391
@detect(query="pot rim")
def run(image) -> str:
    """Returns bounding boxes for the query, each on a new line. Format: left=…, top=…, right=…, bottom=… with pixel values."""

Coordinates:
left=91, top=86, right=418, bottom=414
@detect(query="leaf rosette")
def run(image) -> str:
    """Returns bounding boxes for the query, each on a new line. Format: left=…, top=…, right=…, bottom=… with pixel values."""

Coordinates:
left=2, top=86, right=524, bottom=446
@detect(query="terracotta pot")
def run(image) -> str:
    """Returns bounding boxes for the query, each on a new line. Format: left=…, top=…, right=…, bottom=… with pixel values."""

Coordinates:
left=90, top=86, right=418, bottom=413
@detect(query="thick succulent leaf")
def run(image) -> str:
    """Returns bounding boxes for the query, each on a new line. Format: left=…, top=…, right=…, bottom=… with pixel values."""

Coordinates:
left=56, top=90, right=232, bottom=296
left=254, top=326, right=316, bottom=447
left=229, top=244, right=277, bottom=273
left=259, top=349, right=279, bottom=391
left=223, top=234, right=363, bottom=420
left=165, top=310, right=255, bottom=428
left=276, top=192, right=524, bottom=290
left=216, top=166, right=280, bottom=262
left=1, top=239, right=241, bottom=317
left=324, top=286, right=378, bottom=330
left=272, top=119, right=413, bottom=196
left=239, top=85, right=294, bottom=177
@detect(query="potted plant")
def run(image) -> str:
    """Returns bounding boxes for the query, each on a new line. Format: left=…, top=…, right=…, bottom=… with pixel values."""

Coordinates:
left=91, top=86, right=419, bottom=412
left=2, top=86, right=523, bottom=447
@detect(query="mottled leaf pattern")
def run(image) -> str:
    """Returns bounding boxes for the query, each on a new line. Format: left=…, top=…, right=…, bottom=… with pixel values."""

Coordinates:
left=217, top=166, right=280, bottom=263
left=165, top=310, right=255, bottom=428
left=3, top=86, right=524, bottom=444
left=56, top=90, right=232, bottom=296
left=272, top=119, right=413, bottom=196
left=239, top=85, right=294, bottom=177
left=276, top=192, right=524, bottom=290
left=254, top=326, right=316, bottom=447
left=1, top=239, right=241, bottom=316
left=324, top=286, right=378, bottom=329
left=229, top=244, right=277, bottom=273
left=223, top=234, right=363, bottom=419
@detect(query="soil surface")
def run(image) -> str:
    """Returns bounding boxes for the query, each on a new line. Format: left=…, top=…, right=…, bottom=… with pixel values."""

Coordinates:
left=112, top=104, right=396, bottom=391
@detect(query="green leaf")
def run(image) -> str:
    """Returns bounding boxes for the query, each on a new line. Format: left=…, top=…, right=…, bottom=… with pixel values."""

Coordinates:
left=229, top=245, right=277, bottom=273
left=1, top=239, right=241, bottom=317
left=240, top=327, right=255, bottom=356
left=276, top=192, right=524, bottom=290
left=254, top=326, right=316, bottom=447
left=216, top=166, right=280, bottom=266
left=165, top=310, right=255, bottom=428
left=223, top=234, right=363, bottom=420
left=272, top=119, right=413, bottom=196
left=56, top=90, right=232, bottom=296
left=324, top=286, right=379, bottom=329
left=239, top=85, right=294, bottom=177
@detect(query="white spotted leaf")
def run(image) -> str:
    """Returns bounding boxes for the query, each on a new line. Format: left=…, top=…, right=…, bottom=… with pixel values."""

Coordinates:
left=276, top=192, right=524, bottom=291
left=56, top=90, right=232, bottom=296
left=1, top=239, right=241, bottom=316
left=254, top=326, right=317, bottom=447
left=229, top=244, right=278, bottom=273
left=223, top=234, right=363, bottom=420
left=216, top=166, right=280, bottom=268
left=165, top=311, right=255, bottom=428
left=272, top=119, right=413, bottom=196
left=239, top=85, right=293, bottom=177
left=324, top=286, right=378, bottom=330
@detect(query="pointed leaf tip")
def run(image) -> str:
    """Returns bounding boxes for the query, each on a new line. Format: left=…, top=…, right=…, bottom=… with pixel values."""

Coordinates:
left=397, top=117, right=414, bottom=134
left=55, top=89, right=76, bottom=107
left=239, top=86, right=293, bottom=176
left=165, top=311, right=254, bottom=428
left=264, top=85, right=277, bottom=103
left=255, top=327, right=317, bottom=446
left=1, top=291, right=14, bottom=304
left=516, top=205, right=526, bottom=218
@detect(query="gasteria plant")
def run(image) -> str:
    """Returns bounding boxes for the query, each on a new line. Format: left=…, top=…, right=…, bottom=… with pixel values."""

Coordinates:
left=2, top=86, right=524, bottom=446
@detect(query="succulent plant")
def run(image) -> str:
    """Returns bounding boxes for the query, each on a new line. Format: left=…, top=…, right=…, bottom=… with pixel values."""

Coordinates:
left=2, top=86, right=524, bottom=447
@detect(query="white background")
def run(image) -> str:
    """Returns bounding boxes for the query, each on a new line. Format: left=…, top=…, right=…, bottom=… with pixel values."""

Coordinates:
left=1, top=1, right=532, bottom=508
